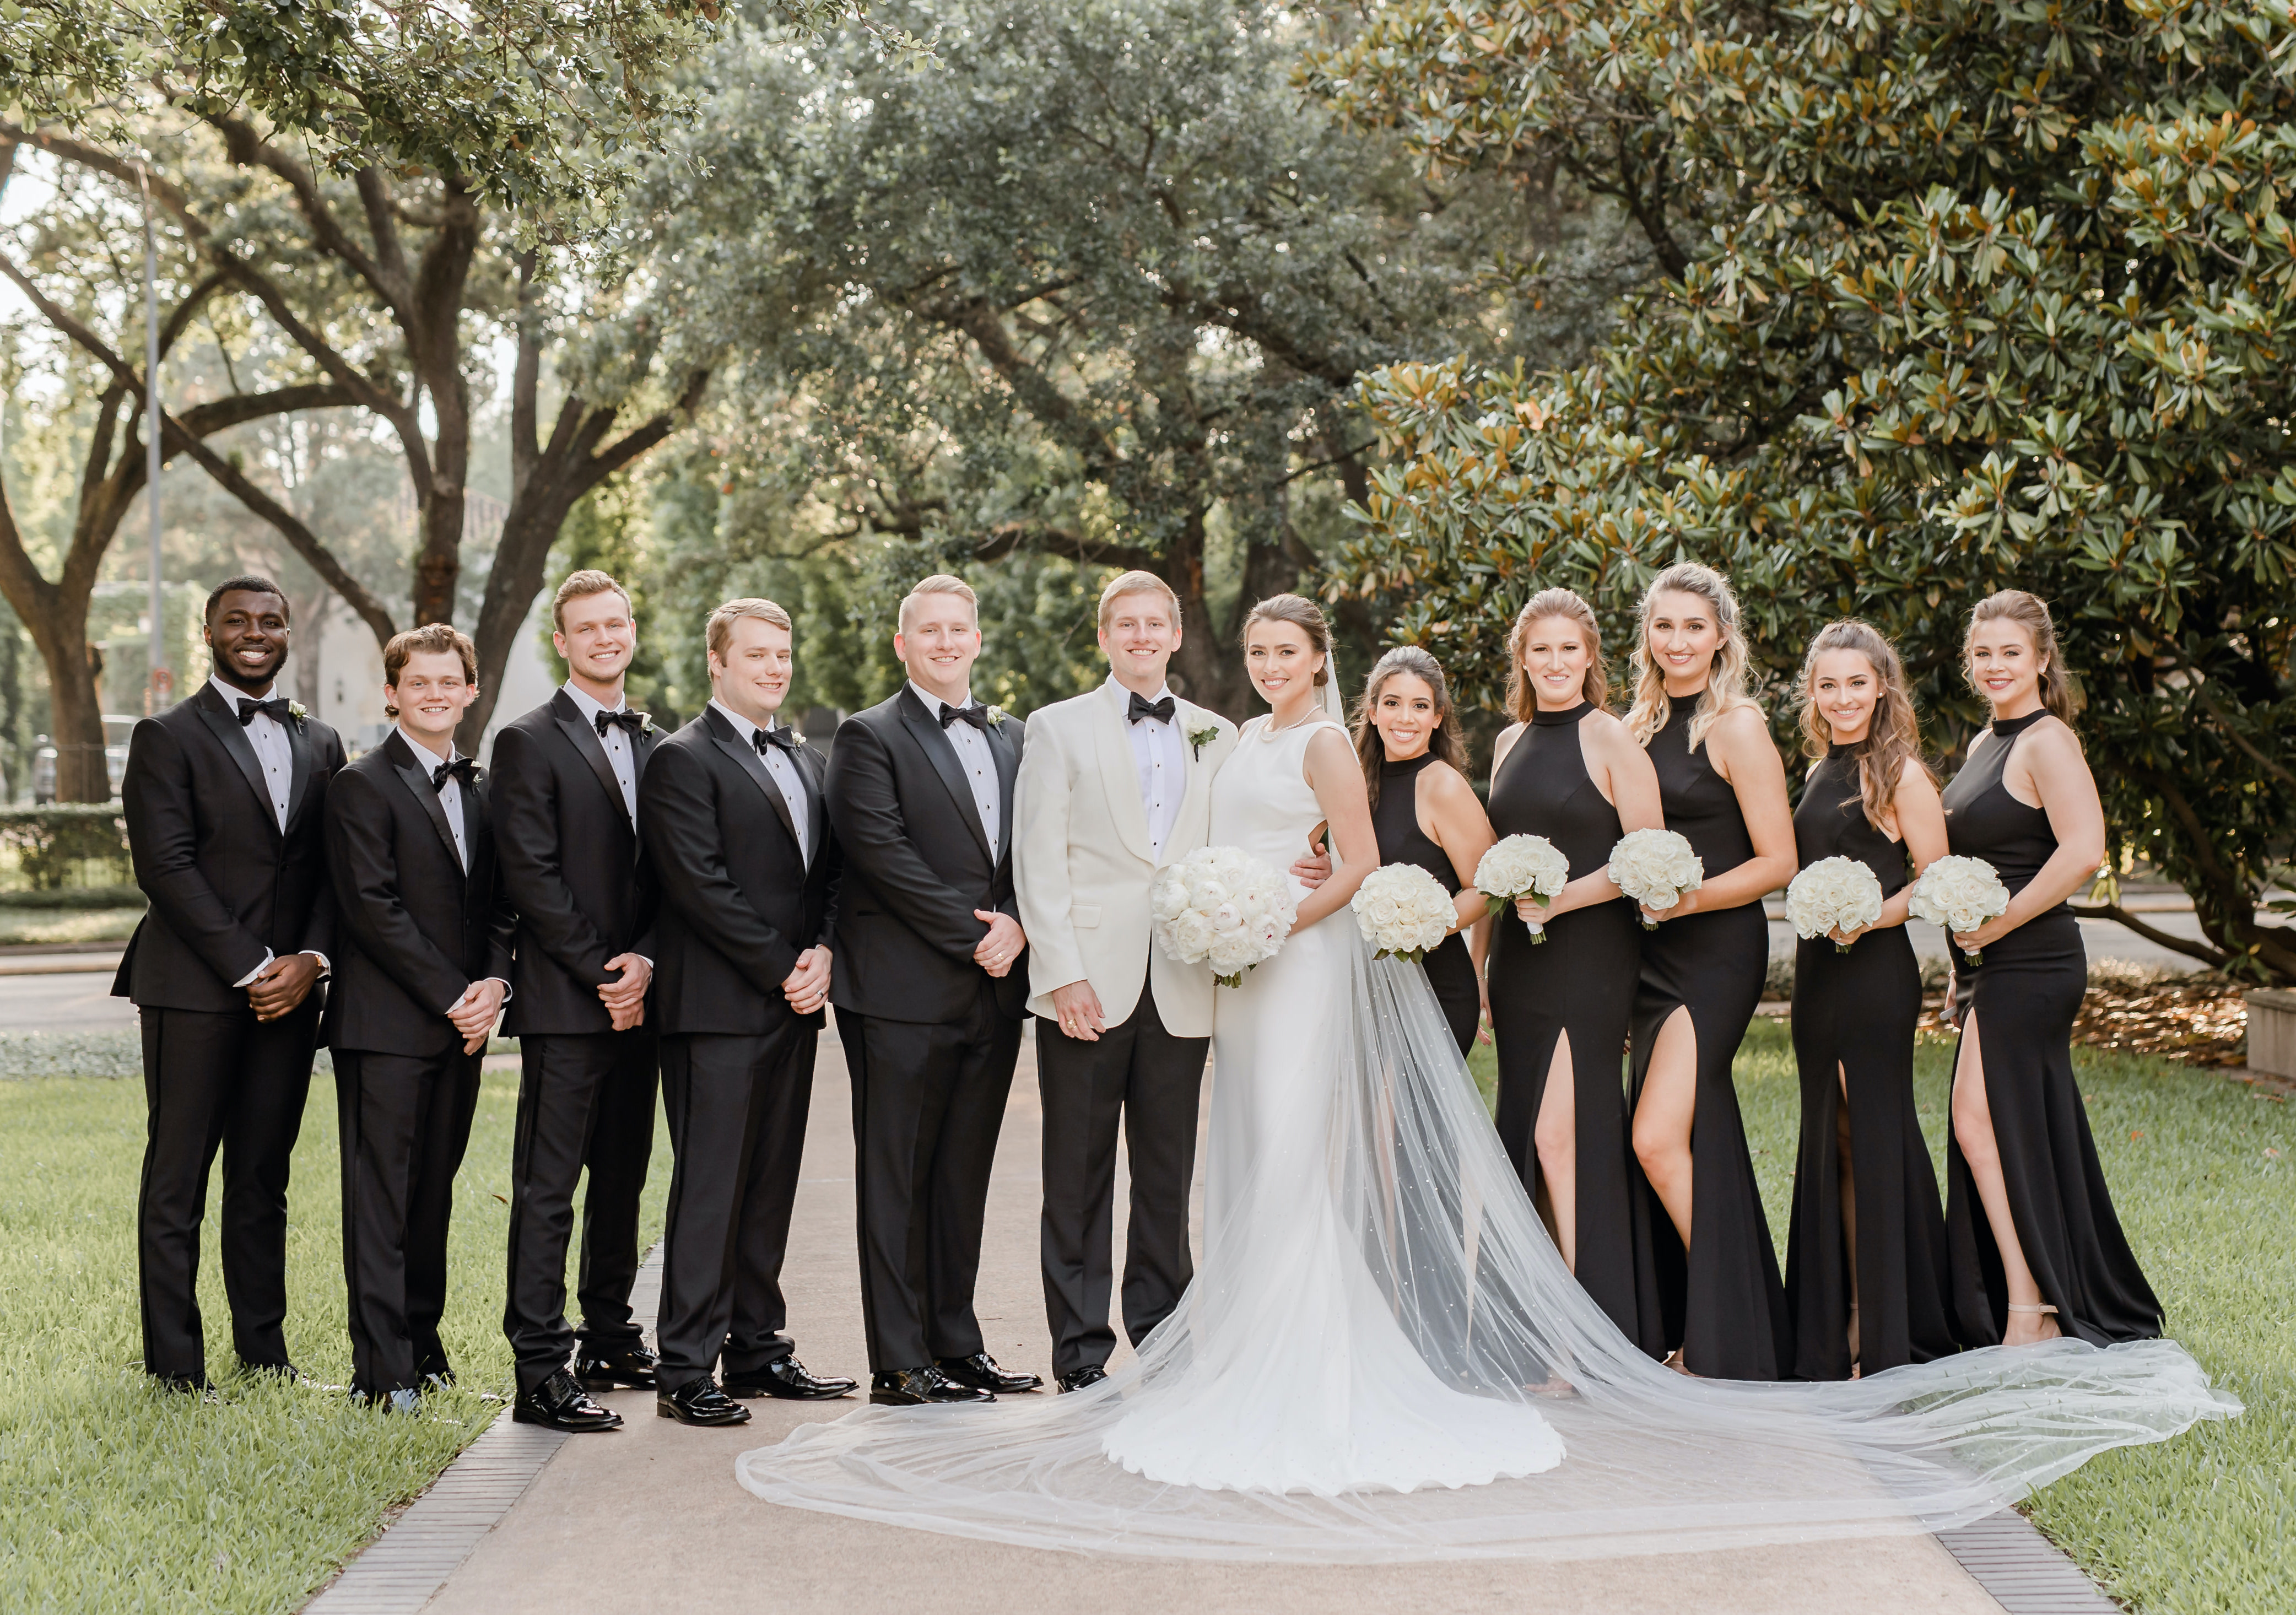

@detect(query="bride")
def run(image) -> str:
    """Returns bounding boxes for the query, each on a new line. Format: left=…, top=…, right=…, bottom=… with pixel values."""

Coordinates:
left=737, top=595, right=2234, bottom=1562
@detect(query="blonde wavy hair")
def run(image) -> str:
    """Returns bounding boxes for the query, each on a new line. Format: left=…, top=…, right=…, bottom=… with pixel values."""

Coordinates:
left=1795, top=619, right=1935, bottom=830
left=1625, top=562, right=1758, bottom=751
left=1505, top=588, right=1609, bottom=720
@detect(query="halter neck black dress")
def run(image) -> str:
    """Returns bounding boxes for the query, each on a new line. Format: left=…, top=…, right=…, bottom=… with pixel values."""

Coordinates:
left=1784, top=746, right=1959, bottom=1378
left=1940, top=711, right=2162, bottom=1345
left=1485, top=702, right=1661, bottom=1356
left=1371, top=753, right=1480, bottom=1054
left=1629, top=699, right=1790, bottom=1379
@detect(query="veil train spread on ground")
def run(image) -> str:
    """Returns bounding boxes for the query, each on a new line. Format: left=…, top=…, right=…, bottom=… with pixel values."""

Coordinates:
left=735, top=936, right=2236, bottom=1563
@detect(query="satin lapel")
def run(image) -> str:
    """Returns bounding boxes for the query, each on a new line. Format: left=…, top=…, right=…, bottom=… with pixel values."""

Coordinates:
left=194, top=689, right=280, bottom=838
left=550, top=692, right=635, bottom=835
left=284, top=717, right=314, bottom=829
left=897, top=689, right=993, bottom=864
left=704, top=708, right=801, bottom=855
left=1092, top=685, right=1153, bottom=864
left=1174, top=699, right=1218, bottom=840
left=799, top=744, right=830, bottom=857
left=388, top=736, right=464, bottom=877
left=991, top=716, right=1020, bottom=865
left=462, top=776, right=488, bottom=874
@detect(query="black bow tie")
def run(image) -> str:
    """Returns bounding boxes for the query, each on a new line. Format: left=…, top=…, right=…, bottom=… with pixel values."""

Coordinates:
left=753, top=725, right=800, bottom=753
left=1127, top=692, right=1176, bottom=726
left=940, top=703, right=990, bottom=731
left=595, top=708, right=647, bottom=738
left=236, top=696, right=293, bottom=726
left=430, top=756, right=479, bottom=791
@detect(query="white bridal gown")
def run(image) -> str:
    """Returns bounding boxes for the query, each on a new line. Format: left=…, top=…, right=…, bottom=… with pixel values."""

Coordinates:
left=736, top=716, right=2236, bottom=1563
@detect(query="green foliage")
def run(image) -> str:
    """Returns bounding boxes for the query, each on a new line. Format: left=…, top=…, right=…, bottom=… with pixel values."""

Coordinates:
left=1309, top=0, right=2296, bottom=979
left=0, top=803, right=130, bottom=890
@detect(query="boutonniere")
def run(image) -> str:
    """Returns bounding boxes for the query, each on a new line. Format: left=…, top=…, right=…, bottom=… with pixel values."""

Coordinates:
left=787, top=728, right=808, bottom=748
left=1187, top=722, right=1218, bottom=760
left=636, top=710, right=657, bottom=736
left=985, top=706, right=1011, bottom=730
left=287, top=698, right=309, bottom=733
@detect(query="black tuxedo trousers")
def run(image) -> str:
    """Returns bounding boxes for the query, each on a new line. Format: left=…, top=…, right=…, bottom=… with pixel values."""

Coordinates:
left=1035, top=995, right=1207, bottom=1380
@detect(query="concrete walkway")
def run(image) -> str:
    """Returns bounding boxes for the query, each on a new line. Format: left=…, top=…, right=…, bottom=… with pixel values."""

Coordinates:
left=400, top=1029, right=2011, bottom=1615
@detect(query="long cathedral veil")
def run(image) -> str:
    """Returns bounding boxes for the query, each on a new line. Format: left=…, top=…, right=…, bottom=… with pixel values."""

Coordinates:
left=736, top=925, right=2234, bottom=1562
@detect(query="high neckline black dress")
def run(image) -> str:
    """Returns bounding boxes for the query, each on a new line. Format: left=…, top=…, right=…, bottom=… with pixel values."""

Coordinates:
left=1371, top=752, right=1479, bottom=1055
left=1940, top=711, right=2163, bottom=1346
left=1485, top=701, right=1661, bottom=1357
left=1784, top=745, right=1961, bottom=1378
left=1630, top=700, right=1790, bottom=1379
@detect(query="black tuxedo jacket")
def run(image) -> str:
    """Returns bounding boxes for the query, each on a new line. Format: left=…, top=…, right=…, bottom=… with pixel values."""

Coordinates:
left=637, top=705, right=840, bottom=1036
left=322, top=730, right=517, bottom=1058
left=491, top=689, right=661, bottom=1038
left=115, top=679, right=347, bottom=1012
left=826, top=687, right=1026, bottom=1025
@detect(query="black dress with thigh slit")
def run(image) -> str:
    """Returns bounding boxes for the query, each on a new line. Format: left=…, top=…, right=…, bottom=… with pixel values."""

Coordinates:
left=1784, top=746, right=1959, bottom=1378
left=1629, top=700, right=1791, bottom=1379
left=1485, top=701, right=1662, bottom=1355
left=1940, top=711, right=2162, bottom=1345
left=1372, top=753, right=1481, bottom=1055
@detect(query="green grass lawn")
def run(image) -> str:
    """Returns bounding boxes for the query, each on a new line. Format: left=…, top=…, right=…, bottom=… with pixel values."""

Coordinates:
left=0, top=1064, right=671, bottom=1612
left=1470, top=1019, right=2295, bottom=1614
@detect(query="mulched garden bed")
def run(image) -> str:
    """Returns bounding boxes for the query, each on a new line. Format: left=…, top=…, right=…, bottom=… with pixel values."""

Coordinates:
left=1909, top=968, right=2251, bottom=1070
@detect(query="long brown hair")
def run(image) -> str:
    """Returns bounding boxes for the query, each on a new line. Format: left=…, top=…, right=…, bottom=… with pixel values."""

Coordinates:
left=1504, top=587, right=1609, bottom=721
left=1795, top=619, right=1933, bottom=831
left=1353, top=646, right=1467, bottom=807
left=1967, top=589, right=2081, bottom=727
left=1625, top=561, right=1758, bottom=750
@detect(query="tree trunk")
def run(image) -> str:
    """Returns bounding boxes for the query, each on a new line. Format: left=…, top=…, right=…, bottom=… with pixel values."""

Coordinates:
left=458, top=497, right=567, bottom=749
left=39, top=622, right=109, bottom=803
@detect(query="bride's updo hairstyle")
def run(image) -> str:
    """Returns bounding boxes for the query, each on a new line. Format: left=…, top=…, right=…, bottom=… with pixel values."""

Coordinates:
left=1967, top=589, right=2082, bottom=727
left=1795, top=618, right=1933, bottom=831
left=1352, top=646, right=1467, bottom=807
left=1241, top=593, right=1333, bottom=686
left=1626, top=560, right=1757, bottom=752
left=1505, top=587, right=1609, bottom=722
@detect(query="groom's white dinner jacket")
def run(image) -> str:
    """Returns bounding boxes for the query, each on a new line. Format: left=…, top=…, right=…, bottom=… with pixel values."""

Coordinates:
left=1013, top=677, right=1238, bottom=1038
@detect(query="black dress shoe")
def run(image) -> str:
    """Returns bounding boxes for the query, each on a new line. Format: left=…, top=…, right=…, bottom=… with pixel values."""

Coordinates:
left=721, top=1358, right=859, bottom=1401
left=239, top=1359, right=306, bottom=1385
left=152, top=1372, right=213, bottom=1396
left=1056, top=1365, right=1109, bottom=1395
left=576, top=1342, right=659, bottom=1391
left=656, top=1379, right=752, bottom=1426
left=936, top=1353, right=1042, bottom=1394
left=871, top=1365, right=994, bottom=1406
left=515, top=1369, right=625, bottom=1433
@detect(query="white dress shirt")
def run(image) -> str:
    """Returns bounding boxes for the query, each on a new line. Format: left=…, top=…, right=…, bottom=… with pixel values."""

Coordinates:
left=560, top=680, right=639, bottom=824
left=709, top=700, right=811, bottom=867
left=909, top=680, right=1001, bottom=849
left=1115, top=677, right=1185, bottom=862
left=213, top=675, right=324, bottom=987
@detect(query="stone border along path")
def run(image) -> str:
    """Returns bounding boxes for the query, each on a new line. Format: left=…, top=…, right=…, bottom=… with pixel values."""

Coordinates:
left=304, top=1031, right=2123, bottom=1615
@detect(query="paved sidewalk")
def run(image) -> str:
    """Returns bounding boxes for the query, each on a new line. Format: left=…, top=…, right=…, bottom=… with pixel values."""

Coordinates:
left=416, top=1032, right=2006, bottom=1615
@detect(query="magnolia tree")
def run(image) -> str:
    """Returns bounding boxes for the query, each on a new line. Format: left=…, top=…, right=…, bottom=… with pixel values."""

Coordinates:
left=1306, top=0, right=2296, bottom=981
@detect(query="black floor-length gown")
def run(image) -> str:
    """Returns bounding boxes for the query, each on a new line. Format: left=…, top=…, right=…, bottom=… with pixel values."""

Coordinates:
left=1485, top=702, right=1662, bottom=1356
left=1371, top=754, right=1482, bottom=1055
left=1784, top=747, right=1960, bottom=1378
left=1940, top=711, right=2163, bottom=1345
left=1629, top=701, right=1790, bottom=1379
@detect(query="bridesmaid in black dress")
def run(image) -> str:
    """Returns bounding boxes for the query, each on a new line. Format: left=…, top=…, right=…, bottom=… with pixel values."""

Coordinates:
left=1483, top=589, right=1666, bottom=1354
left=1351, top=647, right=1494, bottom=1054
left=1625, top=563, right=1801, bottom=1379
left=1782, top=621, right=1959, bottom=1379
left=1943, top=591, right=2162, bottom=1347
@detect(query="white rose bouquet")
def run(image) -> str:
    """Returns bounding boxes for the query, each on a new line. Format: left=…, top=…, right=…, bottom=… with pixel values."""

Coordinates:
left=1150, top=845, right=1298, bottom=987
left=1607, top=829, right=1704, bottom=930
left=1351, top=863, right=1457, bottom=963
left=1907, top=855, right=2012, bottom=964
left=1473, top=834, right=1571, bottom=943
left=1786, top=856, right=1886, bottom=953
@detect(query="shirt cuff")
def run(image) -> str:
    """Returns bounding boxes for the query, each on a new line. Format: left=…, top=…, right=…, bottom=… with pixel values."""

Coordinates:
left=300, top=950, right=329, bottom=975
left=232, top=950, right=275, bottom=989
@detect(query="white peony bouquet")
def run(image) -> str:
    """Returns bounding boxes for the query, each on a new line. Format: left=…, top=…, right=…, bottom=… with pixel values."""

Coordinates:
left=1474, top=834, right=1572, bottom=943
left=1607, top=829, right=1704, bottom=930
left=1907, top=855, right=2012, bottom=963
left=1352, top=863, right=1457, bottom=963
left=1786, top=856, right=1886, bottom=953
left=1150, top=845, right=1298, bottom=987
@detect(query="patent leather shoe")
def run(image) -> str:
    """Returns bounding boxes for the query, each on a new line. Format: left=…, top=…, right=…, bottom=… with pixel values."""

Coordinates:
left=515, top=1369, right=624, bottom=1432
left=936, top=1352, right=1041, bottom=1394
left=576, top=1342, right=660, bottom=1391
left=721, top=1358, right=858, bottom=1400
left=1056, top=1365, right=1109, bottom=1395
left=352, top=1386, right=422, bottom=1415
left=656, top=1379, right=752, bottom=1426
left=870, top=1365, right=993, bottom=1406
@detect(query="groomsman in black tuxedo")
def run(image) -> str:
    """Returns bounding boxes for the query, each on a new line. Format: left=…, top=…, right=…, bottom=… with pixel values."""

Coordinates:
left=493, top=571, right=662, bottom=1433
left=324, top=625, right=515, bottom=1411
left=117, top=576, right=346, bottom=1391
left=638, top=597, right=853, bottom=1427
left=828, top=574, right=1040, bottom=1406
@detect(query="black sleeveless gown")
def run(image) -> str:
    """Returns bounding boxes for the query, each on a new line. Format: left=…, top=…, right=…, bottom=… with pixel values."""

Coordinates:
left=1940, top=711, right=2163, bottom=1345
left=1371, top=753, right=1481, bottom=1055
left=1784, top=747, right=1959, bottom=1378
left=1629, top=701, right=1790, bottom=1379
left=1487, top=702, right=1662, bottom=1356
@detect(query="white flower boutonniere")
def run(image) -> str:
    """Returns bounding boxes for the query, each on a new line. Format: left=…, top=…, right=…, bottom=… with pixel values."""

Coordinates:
left=637, top=710, right=657, bottom=736
left=287, top=698, right=309, bottom=732
left=788, top=728, right=808, bottom=749
left=1186, top=722, right=1218, bottom=760
left=985, top=706, right=1011, bottom=730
